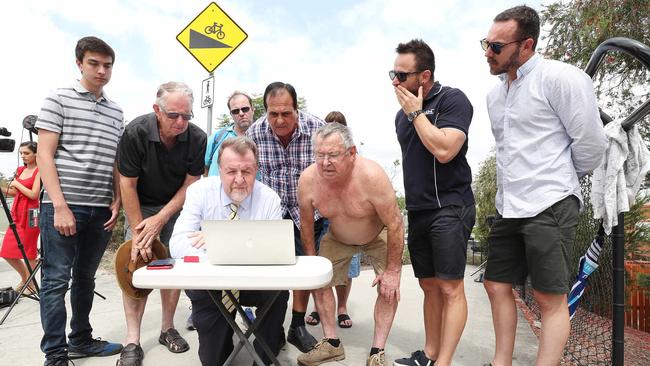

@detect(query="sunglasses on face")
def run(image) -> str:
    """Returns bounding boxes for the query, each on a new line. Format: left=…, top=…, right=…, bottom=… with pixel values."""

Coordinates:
left=230, top=106, right=251, bottom=115
left=480, top=38, right=523, bottom=55
left=164, top=111, right=193, bottom=121
left=388, top=70, right=420, bottom=82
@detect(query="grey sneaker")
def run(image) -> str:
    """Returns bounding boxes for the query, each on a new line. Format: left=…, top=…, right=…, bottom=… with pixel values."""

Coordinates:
left=367, top=350, right=386, bottom=366
left=297, top=339, right=345, bottom=366
left=44, top=357, right=74, bottom=366
left=186, top=314, right=195, bottom=331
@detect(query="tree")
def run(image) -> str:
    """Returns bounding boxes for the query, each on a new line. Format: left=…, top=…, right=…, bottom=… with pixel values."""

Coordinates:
left=383, top=159, right=406, bottom=213
left=472, top=151, right=497, bottom=246
left=624, top=191, right=650, bottom=260
left=541, top=0, right=649, bottom=124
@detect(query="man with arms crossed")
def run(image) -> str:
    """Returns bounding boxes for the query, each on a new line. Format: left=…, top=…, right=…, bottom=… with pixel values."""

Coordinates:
left=391, top=39, right=476, bottom=366
left=116, top=81, right=206, bottom=365
left=36, top=36, right=124, bottom=366
left=170, top=136, right=288, bottom=366
left=482, top=5, right=606, bottom=366
left=205, top=91, right=255, bottom=176
left=247, top=81, right=326, bottom=353
left=296, top=123, right=404, bottom=366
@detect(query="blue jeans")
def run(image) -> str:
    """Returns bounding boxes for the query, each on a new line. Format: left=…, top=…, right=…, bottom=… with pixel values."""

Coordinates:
left=39, top=203, right=113, bottom=360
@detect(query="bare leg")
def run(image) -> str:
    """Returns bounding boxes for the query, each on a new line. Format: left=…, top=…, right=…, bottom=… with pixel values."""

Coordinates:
left=122, top=293, right=148, bottom=345
left=161, top=289, right=180, bottom=331
left=5, top=258, right=30, bottom=284
left=335, top=278, right=353, bottom=326
left=293, top=289, right=309, bottom=313
left=534, top=290, right=569, bottom=366
left=419, top=278, right=442, bottom=360
left=484, top=280, right=517, bottom=366
left=434, top=278, right=467, bottom=366
left=372, top=286, right=398, bottom=349
left=305, top=294, right=320, bottom=324
left=313, top=287, right=338, bottom=339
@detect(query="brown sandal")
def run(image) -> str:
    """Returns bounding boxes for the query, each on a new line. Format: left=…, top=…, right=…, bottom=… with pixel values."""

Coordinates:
left=158, top=328, right=189, bottom=353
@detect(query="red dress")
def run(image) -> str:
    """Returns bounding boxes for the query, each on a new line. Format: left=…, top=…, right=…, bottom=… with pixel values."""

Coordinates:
left=0, top=166, right=40, bottom=259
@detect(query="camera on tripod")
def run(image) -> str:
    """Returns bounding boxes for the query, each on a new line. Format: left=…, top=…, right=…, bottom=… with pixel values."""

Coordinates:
left=0, top=127, right=15, bottom=153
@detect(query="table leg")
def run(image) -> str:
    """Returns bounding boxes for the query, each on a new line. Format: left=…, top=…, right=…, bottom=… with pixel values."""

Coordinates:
left=207, top=290, right=283, bottom=366
left=231, top=291, right=282, bottom=366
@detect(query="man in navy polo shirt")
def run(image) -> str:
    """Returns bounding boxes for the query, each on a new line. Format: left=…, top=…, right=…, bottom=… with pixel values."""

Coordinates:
left=391, top=39, right=476, bottom=366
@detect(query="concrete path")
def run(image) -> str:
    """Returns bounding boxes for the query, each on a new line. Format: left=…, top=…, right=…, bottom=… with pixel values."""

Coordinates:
left=0, top=260, right=538, bottom=365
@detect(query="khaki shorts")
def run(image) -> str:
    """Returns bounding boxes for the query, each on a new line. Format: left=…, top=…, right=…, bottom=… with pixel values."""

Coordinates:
left=319, top=228, right=387, bottom=288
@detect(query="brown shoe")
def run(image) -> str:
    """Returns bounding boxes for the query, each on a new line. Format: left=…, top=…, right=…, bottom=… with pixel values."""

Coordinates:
left=367, top=350, right=385, bottom=366
left=297, top=339, right=345, bottom=366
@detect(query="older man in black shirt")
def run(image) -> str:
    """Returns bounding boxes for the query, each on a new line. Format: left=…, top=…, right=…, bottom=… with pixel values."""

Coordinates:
left=116, top=81, right=206, bottom=365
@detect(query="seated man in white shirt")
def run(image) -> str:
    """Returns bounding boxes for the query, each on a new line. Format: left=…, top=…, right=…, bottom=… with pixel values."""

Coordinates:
left=169, top=136, right=288, bottom=366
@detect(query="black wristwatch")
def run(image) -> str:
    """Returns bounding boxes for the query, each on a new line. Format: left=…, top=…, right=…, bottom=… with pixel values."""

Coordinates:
left=407, top=109, right=424, bottom=122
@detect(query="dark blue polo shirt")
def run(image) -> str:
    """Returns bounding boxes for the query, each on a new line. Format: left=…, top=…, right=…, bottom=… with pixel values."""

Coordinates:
left=118, top=112, right=207, bottom=206
left=395, top=82, right=475, bottom=211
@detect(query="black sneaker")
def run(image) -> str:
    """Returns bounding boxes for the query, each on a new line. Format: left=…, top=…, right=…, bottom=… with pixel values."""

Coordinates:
left=68, top=338, right=123, bottom=359
left=393, top=350, right=434, bottom=366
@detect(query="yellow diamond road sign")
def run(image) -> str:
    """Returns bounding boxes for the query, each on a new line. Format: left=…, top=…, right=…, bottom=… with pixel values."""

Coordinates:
left=177, top=2, right=247, bottom=73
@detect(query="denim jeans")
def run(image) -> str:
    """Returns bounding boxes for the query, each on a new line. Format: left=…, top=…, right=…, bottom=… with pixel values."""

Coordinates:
left=39, top=203, right=113, bottom=360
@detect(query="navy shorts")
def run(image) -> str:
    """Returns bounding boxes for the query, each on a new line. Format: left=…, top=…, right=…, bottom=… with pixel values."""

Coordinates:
left=407, top=205, right=476, bottom=279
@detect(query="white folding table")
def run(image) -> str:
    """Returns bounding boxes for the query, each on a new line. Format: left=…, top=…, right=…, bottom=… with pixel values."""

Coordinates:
left=133, top=256, right=333, bottom=365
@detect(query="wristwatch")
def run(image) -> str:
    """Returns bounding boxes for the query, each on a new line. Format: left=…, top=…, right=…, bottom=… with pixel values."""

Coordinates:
left=407, top=109, right=424, bottom=122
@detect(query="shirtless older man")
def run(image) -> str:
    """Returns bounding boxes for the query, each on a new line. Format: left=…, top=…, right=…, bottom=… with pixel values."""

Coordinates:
left=297, top=122, right=404, bottom=366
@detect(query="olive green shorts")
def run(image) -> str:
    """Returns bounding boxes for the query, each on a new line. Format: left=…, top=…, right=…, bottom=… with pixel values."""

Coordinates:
left=484, top=196, right=579, bottom=294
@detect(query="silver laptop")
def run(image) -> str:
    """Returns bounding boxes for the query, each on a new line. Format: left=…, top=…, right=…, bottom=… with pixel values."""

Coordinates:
left=202, top=219, right=296, bottom=265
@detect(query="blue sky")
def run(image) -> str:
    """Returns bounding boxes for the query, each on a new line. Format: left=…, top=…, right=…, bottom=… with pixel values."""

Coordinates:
left=0, top=0, right=544, bottom=192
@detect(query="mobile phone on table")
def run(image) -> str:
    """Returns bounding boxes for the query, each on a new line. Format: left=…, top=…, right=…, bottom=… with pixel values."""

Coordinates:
left=146, top=258, right=175, bottom=270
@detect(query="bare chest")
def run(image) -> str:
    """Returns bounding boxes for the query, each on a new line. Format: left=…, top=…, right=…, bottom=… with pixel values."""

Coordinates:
left=313, top=185, right=373, bottom=219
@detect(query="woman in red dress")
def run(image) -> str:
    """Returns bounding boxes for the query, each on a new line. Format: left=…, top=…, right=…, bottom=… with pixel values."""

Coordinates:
left=1, top=142, right=40, bottom=293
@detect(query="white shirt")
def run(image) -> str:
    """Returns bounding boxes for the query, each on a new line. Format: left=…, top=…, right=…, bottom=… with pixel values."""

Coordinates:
left=487, top=53, right=607, bottom=218
left=169, top=177, right=283, bottom=258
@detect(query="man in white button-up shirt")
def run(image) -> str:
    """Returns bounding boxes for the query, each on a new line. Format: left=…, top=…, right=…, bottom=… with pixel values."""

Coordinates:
left=169, top=136, right=288, bottom=366
left=481, top=5, right=607, bottom=366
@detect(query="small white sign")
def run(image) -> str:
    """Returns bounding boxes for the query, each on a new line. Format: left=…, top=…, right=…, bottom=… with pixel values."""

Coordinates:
left=201, top=76, right=214, bottom=108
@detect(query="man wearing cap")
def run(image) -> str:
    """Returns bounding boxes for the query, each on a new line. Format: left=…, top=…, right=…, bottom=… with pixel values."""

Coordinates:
left=116, top=81, right=206, bottom=365
left=170, top=136, right=288, bottom=366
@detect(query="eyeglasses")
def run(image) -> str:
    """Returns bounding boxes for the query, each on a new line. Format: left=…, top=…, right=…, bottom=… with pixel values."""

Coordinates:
left=230, top=106, right=251, bottom=115
left=315, top=150, right=348, bottom=162
left=388, top=70, right=420, bottom=82
left=163, top=110, right=193, bottom=121
left=480, top=38, right=524, bottom=55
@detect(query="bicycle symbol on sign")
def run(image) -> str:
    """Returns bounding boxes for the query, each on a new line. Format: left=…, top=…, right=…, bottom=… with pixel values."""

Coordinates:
left=203, top=95, right=212, bottom=105
left=204, top=22, right=226, bottom=40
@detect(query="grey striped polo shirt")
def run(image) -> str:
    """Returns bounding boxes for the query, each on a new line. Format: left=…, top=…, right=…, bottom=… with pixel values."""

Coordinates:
left=36, top=80, right=124, bottom=207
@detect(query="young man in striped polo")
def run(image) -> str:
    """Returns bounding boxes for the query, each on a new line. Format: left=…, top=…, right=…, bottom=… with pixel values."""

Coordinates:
left=36, top=36, right=124, bottom=366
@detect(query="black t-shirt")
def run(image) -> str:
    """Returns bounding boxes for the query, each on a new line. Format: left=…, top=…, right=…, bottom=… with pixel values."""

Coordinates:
left=118, top=113, right=207, bottom=205
left=395, top=82, right=475, bottom=211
